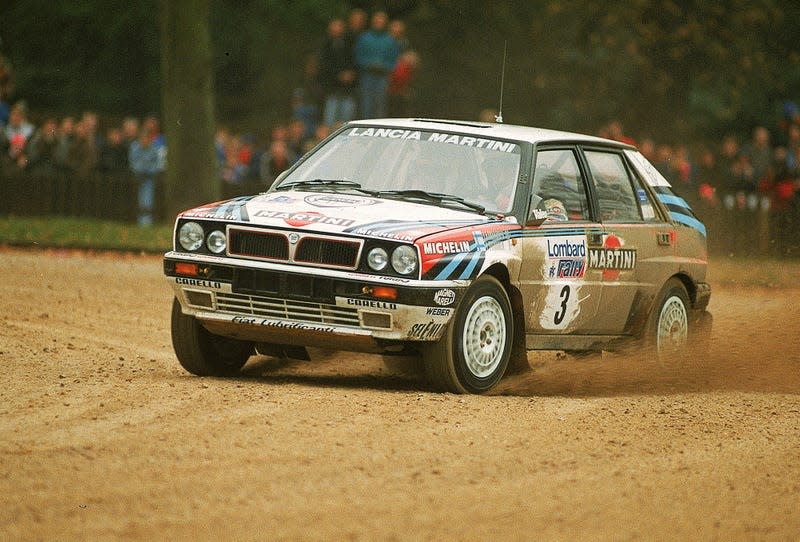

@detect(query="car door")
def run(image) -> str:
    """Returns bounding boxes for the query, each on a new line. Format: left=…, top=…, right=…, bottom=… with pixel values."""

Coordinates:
left=581, top=147, right=670, bottom=334
left=519, top=146, right=605, bottom=334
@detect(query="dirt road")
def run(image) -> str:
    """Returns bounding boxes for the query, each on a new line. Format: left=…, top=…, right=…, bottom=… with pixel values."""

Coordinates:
left=1, top=248, right=799, bottom=540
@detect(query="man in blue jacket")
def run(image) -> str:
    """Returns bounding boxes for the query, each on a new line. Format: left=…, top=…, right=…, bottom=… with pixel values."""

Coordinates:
left=354, top=11, right=400, bottom=119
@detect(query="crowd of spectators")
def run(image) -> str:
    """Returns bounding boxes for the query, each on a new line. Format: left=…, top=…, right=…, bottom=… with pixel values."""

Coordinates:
left=599, top=111, right=800, bottom=256
left=216, top=8, right=419, bottom=198
left=1, top=24, right=798, bottom=256
left=0, top=8, right=420, bottom=224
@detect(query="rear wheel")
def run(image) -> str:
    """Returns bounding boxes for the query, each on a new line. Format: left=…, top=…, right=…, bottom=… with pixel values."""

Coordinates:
left=646, top=278, right=690, bottom=361
left=423, top=276, right=512, bottom=393
left=171, top=298, right=253, bottom=376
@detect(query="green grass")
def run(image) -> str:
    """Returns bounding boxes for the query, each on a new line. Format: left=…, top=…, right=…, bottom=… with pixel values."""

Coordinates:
left=0, top=216, right=173, bottom=253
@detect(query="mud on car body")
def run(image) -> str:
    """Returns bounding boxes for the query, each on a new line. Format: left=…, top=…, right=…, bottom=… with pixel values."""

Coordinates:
left=165, top=118, right=711, bottom=394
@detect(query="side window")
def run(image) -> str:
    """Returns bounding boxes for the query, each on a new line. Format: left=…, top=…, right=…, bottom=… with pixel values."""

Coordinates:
left=584, top=150, right=642, bottom=222
left=628, top=167, right=659, bottom=221
left=532, top=149, right=590, bottom=221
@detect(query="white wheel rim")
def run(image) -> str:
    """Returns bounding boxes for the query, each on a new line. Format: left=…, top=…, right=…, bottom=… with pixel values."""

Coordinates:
left=461, top=295, right=506, bottom=378
left=656, top=295, right=688, bottom=353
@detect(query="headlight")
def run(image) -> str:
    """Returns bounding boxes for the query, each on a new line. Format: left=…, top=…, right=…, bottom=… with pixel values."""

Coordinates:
left=391, top=245, right=418, bottom=275
left=178, top=222, right=204, bottom=251
left=367, top=247, right=389, bottom=271
left=206, top=230, right=227, bottom=254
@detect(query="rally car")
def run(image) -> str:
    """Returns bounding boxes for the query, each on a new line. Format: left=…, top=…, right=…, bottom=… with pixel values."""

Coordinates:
left=164, top=118, right=711, bottom=394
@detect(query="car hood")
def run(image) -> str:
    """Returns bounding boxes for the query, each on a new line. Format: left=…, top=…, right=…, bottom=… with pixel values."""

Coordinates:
left=180, top=190, right=512, bottom=242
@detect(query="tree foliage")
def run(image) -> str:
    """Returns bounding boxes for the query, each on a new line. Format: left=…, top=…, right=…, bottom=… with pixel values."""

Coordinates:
left=2, top=0, right=799, bottom=141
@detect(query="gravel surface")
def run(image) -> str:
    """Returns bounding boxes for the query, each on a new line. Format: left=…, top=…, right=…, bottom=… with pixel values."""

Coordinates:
left=1, top=248, right=799, bottom=540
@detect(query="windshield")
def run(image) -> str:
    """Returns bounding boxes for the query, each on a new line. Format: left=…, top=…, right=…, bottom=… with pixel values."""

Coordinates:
left=276, top=125, right=522, bottom=214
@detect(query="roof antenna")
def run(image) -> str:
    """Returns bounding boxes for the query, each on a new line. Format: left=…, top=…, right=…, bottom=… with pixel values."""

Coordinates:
left=495, top=41, right=507, bottom=124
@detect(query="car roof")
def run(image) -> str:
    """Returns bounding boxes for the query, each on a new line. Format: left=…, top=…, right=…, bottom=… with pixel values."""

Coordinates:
left=347, top=118, right=635, bottom=149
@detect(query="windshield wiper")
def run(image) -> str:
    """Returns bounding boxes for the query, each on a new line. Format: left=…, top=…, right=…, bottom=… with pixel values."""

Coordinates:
left=275, top=179, right=371, bottom=192
left=375, top=189, right=486, bottom=214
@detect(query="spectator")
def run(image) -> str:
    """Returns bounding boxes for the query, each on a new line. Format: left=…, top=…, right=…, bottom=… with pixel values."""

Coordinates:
left=354, top=10, right=400, bottom=119
left=121, top=116, right=140, bottom=150
left=3, top=100, right=34, bottom=169
left=219, top=136, right=249, bottom=198
left=128, top=125, right=162, bottom=226
left=607, top=120, right=636, bottom=146
left=346, top=8, right=368, bottom=40
left=26, top=117, right=59, bottom=175
left=260, top=139, right=291, bottom=188
left=670, top=145, right=694, bottom=201
left=64, top=119, right=99, bottom=216
left=319, top=17, right=358, bottom=128
left=54, top=116, right=75, bottom=171
left=293, top=53, right=324, bottom=139
left=0, top=52, right=14, bottom=126
left=388, top=50, right=419, bottom=117
left=388, top=19, right=411, bottom=52
left=743, top=125, right=772, bottom=188
left=286, top=118, right=307, bottom=162
left=98, top=126, right=128, bottom=173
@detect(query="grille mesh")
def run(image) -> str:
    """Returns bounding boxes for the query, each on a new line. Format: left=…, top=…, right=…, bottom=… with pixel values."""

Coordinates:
left=229, top=230, right=288, bottom=260
left=215, top=292, right=360, bottom=326
left=228, top=228, right=361, bottom=269
left=295, top=238, right=360, bottom=268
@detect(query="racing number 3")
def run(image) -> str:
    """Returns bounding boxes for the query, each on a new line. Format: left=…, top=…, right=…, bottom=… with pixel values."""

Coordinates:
left=554, top=285, right=570, bottom=325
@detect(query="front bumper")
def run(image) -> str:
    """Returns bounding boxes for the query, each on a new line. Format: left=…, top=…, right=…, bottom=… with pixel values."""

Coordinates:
left=165, top=252, right=467, bottom=351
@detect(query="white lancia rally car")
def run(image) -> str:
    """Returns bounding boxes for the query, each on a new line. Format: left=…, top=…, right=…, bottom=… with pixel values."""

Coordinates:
left=164, top=118, right=712, bottom=394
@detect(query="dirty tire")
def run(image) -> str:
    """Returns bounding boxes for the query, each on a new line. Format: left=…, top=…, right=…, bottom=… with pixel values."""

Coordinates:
left=645, top=278, right=690, bottom=363
left=423, top=275, right=512, bottom=393
left=171, top=298, right=253, bottom=376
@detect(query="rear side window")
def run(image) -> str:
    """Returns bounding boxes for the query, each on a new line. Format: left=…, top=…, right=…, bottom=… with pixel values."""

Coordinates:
left=584, top=150, right=642, bottom=222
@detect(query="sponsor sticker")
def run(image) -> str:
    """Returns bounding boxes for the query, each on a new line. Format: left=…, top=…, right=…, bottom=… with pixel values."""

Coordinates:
left=345, top=298, right=398, bottom=310
left=304, top=194, right=378, bottom=208
left=347, top=127, right=520, bottom=154
left=434, top=288, right=456, bottom=306
left=589, top=235, right=636, bottom=281
left=254, top=209, right=355, bottom=227
left=542, top=235, right=588, bottom=280
left=409, top=320, right=446, bottom=340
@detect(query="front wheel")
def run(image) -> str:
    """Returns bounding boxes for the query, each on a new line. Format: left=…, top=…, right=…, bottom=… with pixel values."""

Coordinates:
left=171, top=298, right=253, bottom=376
left=423, top=275, right=513, bottom=393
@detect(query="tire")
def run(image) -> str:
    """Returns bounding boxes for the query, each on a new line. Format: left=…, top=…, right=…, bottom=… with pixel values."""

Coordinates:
left=423, top=275, right=513, bottom=393
left=170, top=298, right=253, bottom=376
left=645, top=278, right=690, bottom=362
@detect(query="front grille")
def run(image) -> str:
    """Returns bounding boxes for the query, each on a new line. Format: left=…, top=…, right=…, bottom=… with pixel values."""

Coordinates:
left=215, top=292, right=360, bottom=327
left=295, top=238, right=360, bottom=268
left=227, top=227, right=361, bottom=269
left=229, top=229, right=289, bottom=260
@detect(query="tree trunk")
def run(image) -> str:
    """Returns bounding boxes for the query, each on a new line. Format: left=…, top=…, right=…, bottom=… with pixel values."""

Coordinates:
left=159, top=0, right=218, bottom=220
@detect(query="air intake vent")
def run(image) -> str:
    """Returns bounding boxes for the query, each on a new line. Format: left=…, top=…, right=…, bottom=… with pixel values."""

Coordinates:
left=295, top=238, right=360, bottom=269
left=229, top=229, right=289, bottom=261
